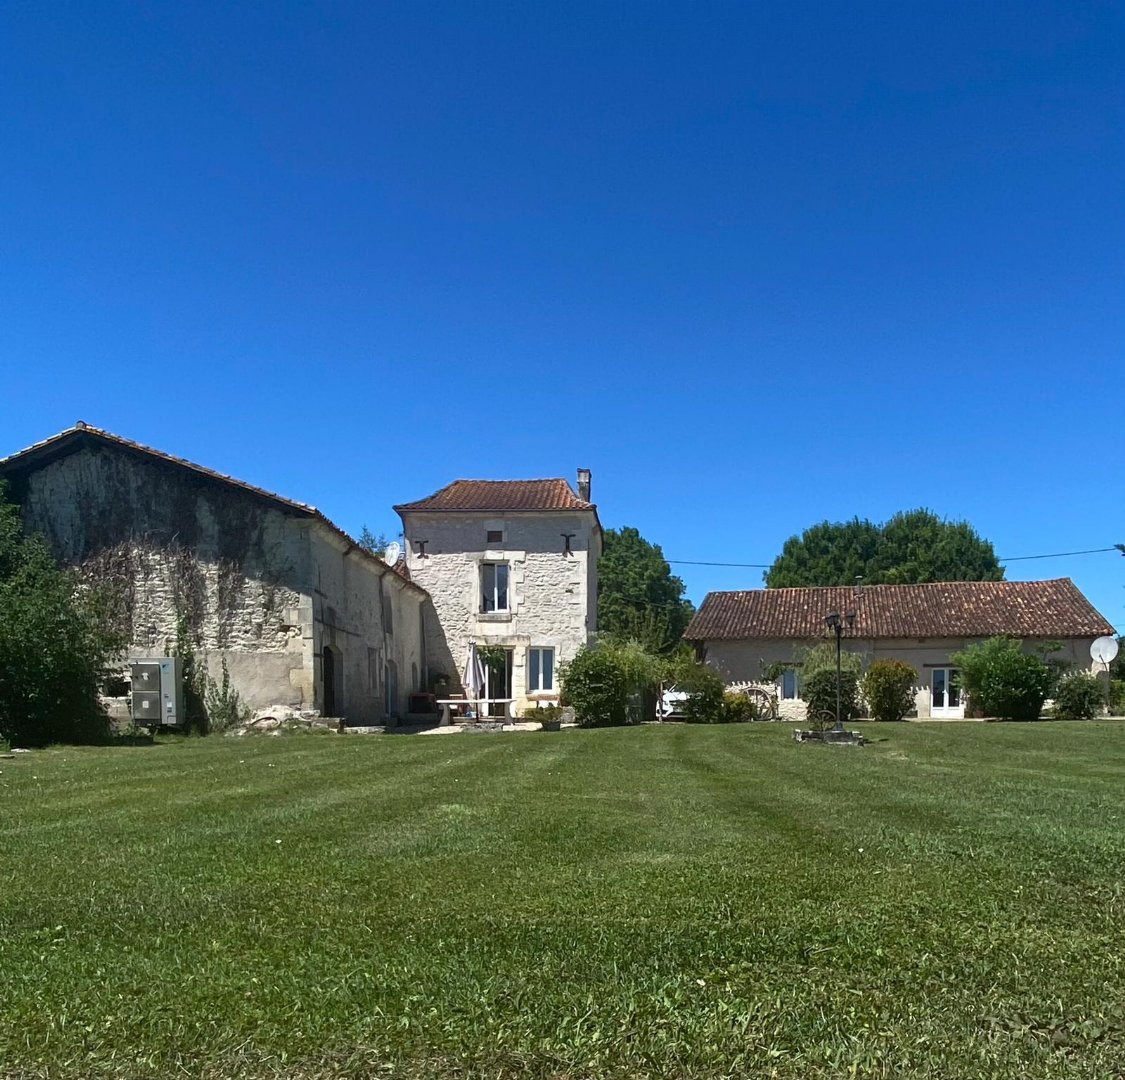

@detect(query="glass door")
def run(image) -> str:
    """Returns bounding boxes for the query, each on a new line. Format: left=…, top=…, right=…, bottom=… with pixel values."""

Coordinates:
left=484, top=649, right=513, bottom=717
left=931, top=667, right=963, bottom=718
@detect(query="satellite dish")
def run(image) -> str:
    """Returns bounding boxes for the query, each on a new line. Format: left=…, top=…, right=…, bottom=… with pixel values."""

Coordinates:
left=382, top=541, right=402, bottom=566
left=1091, top=636, right=1119, bottom=665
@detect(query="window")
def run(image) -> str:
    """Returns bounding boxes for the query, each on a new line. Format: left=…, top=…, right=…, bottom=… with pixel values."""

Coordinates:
left=384, top=660, right=398, bottom=715
left=528, top=647, right=555, bottom=693
left=481, top=562, right=509, bottom=612
left=382, top=585, right=393, bottom=635
left=486, top=529, right=503, bottom=544
left=781, top=669, right=799, bottom=700
left=367, top=647, right=379, bottom=693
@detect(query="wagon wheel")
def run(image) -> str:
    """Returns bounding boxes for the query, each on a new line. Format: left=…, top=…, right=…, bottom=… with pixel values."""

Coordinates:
left=807, top=707, right=838, bottom=733
left=743, top=686, right=777, bottom=722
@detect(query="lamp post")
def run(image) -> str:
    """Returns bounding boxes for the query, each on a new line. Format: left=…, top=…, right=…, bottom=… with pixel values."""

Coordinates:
left=825, top=610, right=856, bottom=731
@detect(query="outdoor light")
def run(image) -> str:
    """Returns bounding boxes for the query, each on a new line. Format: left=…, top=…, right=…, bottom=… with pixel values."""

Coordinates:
left=825, top=609, right=858, bottom=731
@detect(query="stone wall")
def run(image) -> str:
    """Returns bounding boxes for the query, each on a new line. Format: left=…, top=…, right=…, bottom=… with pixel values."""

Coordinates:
left=15, top=444, right=313, bottom=710
left=306, top=530, right=428, bottom=723
left=402, top=509, right=600, bottom=713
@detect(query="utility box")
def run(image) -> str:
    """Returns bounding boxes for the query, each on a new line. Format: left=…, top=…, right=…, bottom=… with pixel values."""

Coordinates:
left=130, top=658, right=184, bottom=728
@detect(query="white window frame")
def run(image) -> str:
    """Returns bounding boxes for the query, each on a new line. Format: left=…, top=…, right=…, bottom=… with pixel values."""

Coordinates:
left=481, top=562, right=510, bottom=613
left=528, top=647, right=555, bottom=693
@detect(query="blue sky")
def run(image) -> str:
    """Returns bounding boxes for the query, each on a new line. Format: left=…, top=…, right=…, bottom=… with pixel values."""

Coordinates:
left=2, top=2, right=1122, bottom=630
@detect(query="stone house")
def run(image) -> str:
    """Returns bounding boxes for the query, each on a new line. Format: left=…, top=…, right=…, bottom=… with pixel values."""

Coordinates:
left=395, top=472, right=601, bottom=716
left=684, top=579, right=1114, bottom=720
left=0, top=424, right=430, bottom=723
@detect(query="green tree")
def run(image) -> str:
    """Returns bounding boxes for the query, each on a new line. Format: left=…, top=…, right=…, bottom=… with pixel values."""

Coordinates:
left=0, top=484, right=123, bottom=747
left=765, top=509, right=1003, bottom=587
left=951, top=636, right=1051, bottom=722
left=358, top=526, right=389, bottom=557
left=598, top=527, right=694, bottom=653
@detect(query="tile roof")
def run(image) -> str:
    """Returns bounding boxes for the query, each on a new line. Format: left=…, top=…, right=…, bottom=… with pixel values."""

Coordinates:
left=0, top=424, right=431, bottom=598
left=683, top=579, right=1114, bottom=641
left=395, top=478, right=595, bottom=513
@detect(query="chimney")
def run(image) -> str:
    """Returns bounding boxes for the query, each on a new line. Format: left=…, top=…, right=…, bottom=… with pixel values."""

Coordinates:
left=576, top=468, right=591, bottom=503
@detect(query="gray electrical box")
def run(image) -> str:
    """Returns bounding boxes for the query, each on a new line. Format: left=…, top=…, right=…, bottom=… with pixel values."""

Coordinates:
left=130, top=657, right=184, bottom=728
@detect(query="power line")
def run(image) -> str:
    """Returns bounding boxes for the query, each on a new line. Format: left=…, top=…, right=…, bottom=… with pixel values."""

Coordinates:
left=666, top=545, right=1123, bottom=569
left=997, top=546, right=1119, bottom=563
left=666, top=559, right=770, bottom=568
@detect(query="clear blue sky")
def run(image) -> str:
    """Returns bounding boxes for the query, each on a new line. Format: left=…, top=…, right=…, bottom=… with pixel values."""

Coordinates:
left=2, top=2, right=1122, bottom=631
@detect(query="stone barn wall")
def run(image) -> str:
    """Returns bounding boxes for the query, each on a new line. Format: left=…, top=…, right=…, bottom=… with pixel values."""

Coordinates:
left=11, top=442, right=314, bottom=710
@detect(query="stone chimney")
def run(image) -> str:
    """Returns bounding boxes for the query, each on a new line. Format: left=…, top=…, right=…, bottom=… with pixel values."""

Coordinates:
left=576, top=468, right=591, bottom=503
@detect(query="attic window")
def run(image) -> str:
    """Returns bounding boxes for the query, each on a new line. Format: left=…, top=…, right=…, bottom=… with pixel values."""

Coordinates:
left=486, top=529, right=503, bottom=544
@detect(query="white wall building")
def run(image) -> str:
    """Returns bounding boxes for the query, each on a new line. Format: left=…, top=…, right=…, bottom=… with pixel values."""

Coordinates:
left=685, top=579, right=1115, bottom=720
left=395, top=472, right=601, bottom=717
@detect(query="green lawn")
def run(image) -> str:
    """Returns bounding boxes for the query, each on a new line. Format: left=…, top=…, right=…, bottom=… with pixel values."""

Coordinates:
left=2, top=723, right=1124, bottom=1079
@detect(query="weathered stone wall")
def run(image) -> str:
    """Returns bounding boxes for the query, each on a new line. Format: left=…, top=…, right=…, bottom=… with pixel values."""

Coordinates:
left=305, top=530, right=427, bottom=723
left=14, top=443, right=315, bottom=710
left=402, top=509, right=599, bottom=713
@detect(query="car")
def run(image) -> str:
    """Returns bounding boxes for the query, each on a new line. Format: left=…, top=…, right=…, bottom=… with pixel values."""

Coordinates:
left=656, top=685, right=690, bottom=720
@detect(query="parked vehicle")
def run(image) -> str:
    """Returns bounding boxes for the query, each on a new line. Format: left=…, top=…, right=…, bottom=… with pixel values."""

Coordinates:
left=656, top=685, right=690, bottom=720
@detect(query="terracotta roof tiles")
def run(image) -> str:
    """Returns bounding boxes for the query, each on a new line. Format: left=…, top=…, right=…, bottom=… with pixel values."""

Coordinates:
left=684, top=580, right=1113, bottom=641
left=395, top=478, right=594, bottom=513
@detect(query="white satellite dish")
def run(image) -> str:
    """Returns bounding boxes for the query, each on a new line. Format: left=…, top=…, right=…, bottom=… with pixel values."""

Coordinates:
left=382, top=541, right=402, bottom=566
left=1091, top=636, right=1119, bottom=665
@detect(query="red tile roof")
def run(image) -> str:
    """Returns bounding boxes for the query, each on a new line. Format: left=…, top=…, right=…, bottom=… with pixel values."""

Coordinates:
left=684, top=579, right=1114, bottom=641
left=395, top=478, right=595, bottom=513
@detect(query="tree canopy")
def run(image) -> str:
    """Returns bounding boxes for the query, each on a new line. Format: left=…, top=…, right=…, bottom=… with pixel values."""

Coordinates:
left=597, top=527, right=695, bottom=653
left=765, top=509, right=1003, bottom=588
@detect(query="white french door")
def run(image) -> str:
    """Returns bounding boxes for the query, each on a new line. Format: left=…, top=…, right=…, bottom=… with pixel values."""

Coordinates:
left=931, top=667, right=964, bottom=718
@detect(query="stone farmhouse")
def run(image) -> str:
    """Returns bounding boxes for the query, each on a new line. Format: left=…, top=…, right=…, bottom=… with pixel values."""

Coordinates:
left=685, top=580, right=1115, bottom=720
left=0, top=424, right=599, bottom=724
left=395, top=474, right=601, bottom=715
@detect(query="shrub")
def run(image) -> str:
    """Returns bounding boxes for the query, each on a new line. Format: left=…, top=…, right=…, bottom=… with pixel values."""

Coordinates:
left=204, top=658, right=250, bottom=733
left=522, top=703, right=563, bottom=723
left=560, top=647, right=628, bottom=727
left=951, top=637, right=1051, bottom=722
left=862, top=659, right=917, bottom=722
left=801, top=668, right=860, bottom=726
left=0, top=487, right=122, bottom=747
left=721, top=691, right=758, bottom=724
left=1111, top=680, right=1125, bottom=716
left=1052, top=672, right=1104, bottom=722
left=673, top=661, right=726, bottom=724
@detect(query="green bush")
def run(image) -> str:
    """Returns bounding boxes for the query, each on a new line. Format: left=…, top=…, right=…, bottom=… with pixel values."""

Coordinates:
left=1052, top=672, right=1104, bottom=721
left=951, top=637, right=1051, bottom=722
left=560, top=647, right=628, bottom=727
left=673, top=662, right=726, bottom=724
left=1111, top=680, right=1125, bottom=715
left=862, top=659, right=917, bottom=722
left=802, top=668, right=860, bottom=725
left=721, top=691, right=758, bottom=724
left=522, top=704, right=563, bottom=724
left=0, top=486, right=122, bottom=747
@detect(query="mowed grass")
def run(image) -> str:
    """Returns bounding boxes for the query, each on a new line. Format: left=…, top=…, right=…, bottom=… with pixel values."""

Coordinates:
left=2, top=724, right=1125, bottom=1079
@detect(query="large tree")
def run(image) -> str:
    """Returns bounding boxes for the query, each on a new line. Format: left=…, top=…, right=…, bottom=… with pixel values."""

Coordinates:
left=0, top=485, right=122, bottom=747
left=765, top=509, right=1003, bottom=588
left=598, top=527, right=694, bottom=653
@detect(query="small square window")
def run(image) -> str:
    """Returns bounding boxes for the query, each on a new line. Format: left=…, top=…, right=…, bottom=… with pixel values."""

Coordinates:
left=486, top=529, right=503, bottom=544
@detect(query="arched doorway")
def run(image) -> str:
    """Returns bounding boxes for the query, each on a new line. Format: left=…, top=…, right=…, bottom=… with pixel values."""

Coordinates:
left=323, top=646, right=337, bottom=717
